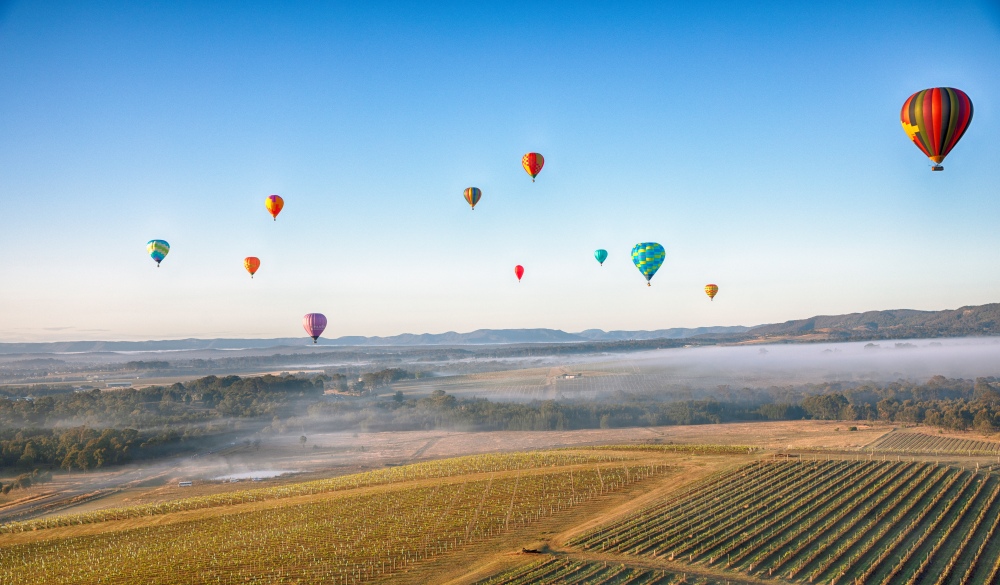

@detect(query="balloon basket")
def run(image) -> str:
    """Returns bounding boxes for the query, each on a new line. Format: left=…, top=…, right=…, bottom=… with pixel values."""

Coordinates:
left=931, top=165, right=944, bottom=171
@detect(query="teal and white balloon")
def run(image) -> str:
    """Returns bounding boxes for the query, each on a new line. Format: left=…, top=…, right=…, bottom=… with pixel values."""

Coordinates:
left=631, top=242, right=664, bottom=286
left=594, top=249, right=608, bottom=266
left=147, top=240, right=170, bottom=267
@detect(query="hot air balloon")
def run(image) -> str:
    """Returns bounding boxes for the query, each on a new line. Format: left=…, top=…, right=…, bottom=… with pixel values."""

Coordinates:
left=265, top=194, right=284, bottom=220
left=631, top=243, right=665, bottom=286
left=244, top=257, right=260, bottom=278
left=464, top=187, right=482, bottom=210
left=900, top=88, right=973, bottom=171
left=705, top=284, right=719, bottom=301
left=302, top=313, right=327, bottom=343
left=514, top=265, right=524, bottom=282
left=522, top=153, right=544, bottom=182
left=147, top=240, right=170, bottom=267
left=594, top=249, right=608, bottom=266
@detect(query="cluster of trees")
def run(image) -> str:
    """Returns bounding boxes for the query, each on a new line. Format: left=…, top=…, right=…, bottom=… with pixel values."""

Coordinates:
left=0, top=374, right=327, bottom=429
left=118, top=361, right=170, bottom=371
left=0, top=427, right=144, bottom=472
left=325, top=368, right=412, bottom=395
left=1, top=469, right=52, bottom=494
left=797, top=376, right=1000, bottom=433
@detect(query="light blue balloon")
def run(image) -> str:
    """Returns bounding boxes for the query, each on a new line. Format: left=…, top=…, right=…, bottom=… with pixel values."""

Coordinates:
left=631, top=242, right=665, bottom=284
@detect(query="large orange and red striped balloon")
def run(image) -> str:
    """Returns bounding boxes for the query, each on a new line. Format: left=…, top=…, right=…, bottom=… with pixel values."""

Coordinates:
left=900, top=88, right=973, bottom=171
left=265, top=195, right=284, bottom=220
left=521, top=153, right=544, bottom=182
left=244, top=257, right=260, bottom=278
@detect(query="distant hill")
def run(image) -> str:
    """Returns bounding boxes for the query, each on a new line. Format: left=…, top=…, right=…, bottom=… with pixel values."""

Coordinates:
left=745, top=303, right=1000, bottom=341
left=0, top=327, right=745, bottom=355
left=577, top=326, right=751, bottom=340
left=1, top=303, right=998, bottom=355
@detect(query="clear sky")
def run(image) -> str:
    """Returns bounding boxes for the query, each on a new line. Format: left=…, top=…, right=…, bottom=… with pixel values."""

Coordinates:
left=1, top=1, right=999, bottom=341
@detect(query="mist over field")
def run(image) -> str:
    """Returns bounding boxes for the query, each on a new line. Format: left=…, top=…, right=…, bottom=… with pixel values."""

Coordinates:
left=390, top=337, right=1000, bottom=403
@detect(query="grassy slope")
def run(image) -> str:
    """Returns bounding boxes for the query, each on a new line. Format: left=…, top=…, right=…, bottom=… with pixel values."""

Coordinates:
left=0, top=449, right=741, bottom=585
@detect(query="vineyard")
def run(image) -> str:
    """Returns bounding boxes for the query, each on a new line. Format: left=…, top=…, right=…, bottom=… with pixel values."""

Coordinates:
left=580, top=444, right=759, bottom=455
left=1, top=451, right=625, bottom=534
left=473, top=557, right=728, bottom=584
left=0, top=453, right=667, bottom=584
left=867, top=429, right=1000, bottom=456
left=570, top=458, right=1000, bottom=584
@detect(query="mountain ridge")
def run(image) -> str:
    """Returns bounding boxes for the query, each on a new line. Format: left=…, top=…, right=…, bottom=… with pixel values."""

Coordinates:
left=1, top=302, right=999, bottom=354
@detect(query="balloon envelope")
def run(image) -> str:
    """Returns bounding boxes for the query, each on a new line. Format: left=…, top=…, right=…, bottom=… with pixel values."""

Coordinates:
left=900, top=88, right=973, bottom=169
left=631, top=243, right=665, bottom=285
left=594, top=249, right=608, bottom=265
left=522, top=153, right=544, bottom=181
left=302, top=313, right=327, bottom=343
left=464, top=187, right=482, bottom=210
left=147, top=240, right=170, bottom=266
left=514, top=265, right=524, bottom=281
left=265, top=195, right=284, bottom=220
left=705, top=284, right=719, bottom=300
left=244, top=257, right=260, bottom=277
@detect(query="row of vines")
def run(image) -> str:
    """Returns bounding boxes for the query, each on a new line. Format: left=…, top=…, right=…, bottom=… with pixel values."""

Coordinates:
left=474, top=557, right=726, bottom=585
left=569, top=458, right=1000, bottom=584
left=867, top=430, right=1000, bottom=456
left=1, top=451, right=628, bottom=534
left=0, top=461, right=666, bottom=584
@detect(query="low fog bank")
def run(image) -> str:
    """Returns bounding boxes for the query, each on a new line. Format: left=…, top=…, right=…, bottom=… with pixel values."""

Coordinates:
left=4, top=338, right=1000, bottom=507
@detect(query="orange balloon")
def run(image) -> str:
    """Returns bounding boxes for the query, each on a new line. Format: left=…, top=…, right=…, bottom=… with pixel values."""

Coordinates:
left=244, top=257, right=261, bottom=278
left=265, top=195, right=284, bottom=220
left=704, top=284, right=719, bottom=300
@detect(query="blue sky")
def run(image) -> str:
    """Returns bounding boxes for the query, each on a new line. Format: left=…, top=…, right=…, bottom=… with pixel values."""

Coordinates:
left=1, top=1, right=999, bottom=341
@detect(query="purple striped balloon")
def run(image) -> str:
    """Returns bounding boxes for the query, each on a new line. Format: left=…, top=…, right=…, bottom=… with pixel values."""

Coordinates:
left=302, top=313, right=328, bottom=343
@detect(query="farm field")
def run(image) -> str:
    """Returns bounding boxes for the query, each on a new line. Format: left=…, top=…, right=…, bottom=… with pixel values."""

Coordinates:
left=867, top=428, right=1000, bottom=456
left=470, top=556, right=731, bottom=585
left=10, top=423, right=1000, bottom=584
left=0, top=449, right=692, bottom=585
left=569, top=458, right=1000, bottom=585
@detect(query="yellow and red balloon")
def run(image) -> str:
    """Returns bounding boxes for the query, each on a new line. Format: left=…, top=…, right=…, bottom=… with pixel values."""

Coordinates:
left=244, top=257, right=260, bottom=278
left=265, top=194, right=284, bottom=220
left=521, top=153, right=544, bottom=182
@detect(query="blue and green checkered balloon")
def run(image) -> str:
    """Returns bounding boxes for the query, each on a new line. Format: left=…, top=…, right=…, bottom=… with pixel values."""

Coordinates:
left=631, top=242, right=665, bottom=285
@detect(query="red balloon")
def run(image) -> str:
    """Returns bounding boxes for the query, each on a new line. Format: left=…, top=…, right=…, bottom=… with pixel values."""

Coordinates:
left=514, top=265, right=524, bottom=281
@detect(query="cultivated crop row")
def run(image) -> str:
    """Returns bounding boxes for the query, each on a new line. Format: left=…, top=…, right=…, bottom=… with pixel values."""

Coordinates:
left=581, top=444, right=760, bottom=455
left=867, top=430, right=1000, bottom=456
left=571, top=459, right=1000, bottom=584
left=0, top=462, right=666, bottom=584
left=473, top=557, right=727, bottom=585
left=1, top=451, right=627, bottom=533
left=568, top=458, right=790, bottom=551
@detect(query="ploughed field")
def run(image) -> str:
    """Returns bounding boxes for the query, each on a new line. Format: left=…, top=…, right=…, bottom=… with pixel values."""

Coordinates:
left=569, top=458, right=1000, bottom=585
